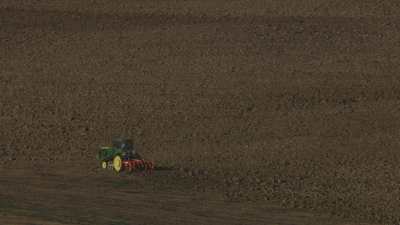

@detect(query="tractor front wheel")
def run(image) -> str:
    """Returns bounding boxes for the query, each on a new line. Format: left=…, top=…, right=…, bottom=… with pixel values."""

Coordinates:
left=101, top=161, right=107, bottom=169
left=113, top=155, right=123, bottom=173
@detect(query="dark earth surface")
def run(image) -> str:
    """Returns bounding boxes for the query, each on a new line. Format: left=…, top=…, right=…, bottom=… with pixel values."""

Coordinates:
left=0, top=164, right=365, bottom=225
left=2, top=1, right=400, bottom=224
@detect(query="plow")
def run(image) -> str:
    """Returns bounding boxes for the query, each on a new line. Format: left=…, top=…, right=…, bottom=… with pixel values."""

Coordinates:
left=97, top=138, right=154, bottom=174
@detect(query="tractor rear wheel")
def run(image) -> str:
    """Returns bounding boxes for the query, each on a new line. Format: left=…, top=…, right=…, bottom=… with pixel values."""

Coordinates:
left=113, top=155, right=123, bottom=172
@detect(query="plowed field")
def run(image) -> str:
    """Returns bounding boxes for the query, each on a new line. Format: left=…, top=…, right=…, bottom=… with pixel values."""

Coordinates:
left=1, top=1, right=400, bottom=224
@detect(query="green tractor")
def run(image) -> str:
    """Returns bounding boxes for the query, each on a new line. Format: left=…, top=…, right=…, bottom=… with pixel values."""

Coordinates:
left=97, top=138, right=153, bottom=173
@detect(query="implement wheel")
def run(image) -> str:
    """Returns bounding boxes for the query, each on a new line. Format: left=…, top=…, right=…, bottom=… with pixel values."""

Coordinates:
left=101, top=161, right=107, bottom=169
left=113, top=155, right=123, bottom=173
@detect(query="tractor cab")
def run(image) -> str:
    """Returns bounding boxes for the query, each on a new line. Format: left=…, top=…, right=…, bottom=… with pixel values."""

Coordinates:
left=112, top=137, right=141, bottom=160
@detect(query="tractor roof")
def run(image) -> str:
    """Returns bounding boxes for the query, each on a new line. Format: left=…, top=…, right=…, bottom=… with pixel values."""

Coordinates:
left=112, top=137, right=134, bottom=150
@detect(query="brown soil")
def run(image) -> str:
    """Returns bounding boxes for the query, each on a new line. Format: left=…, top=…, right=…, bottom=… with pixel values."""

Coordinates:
left=1, top=1, right=400, bottom=224
left=0, top=164, right=359, bottom=225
